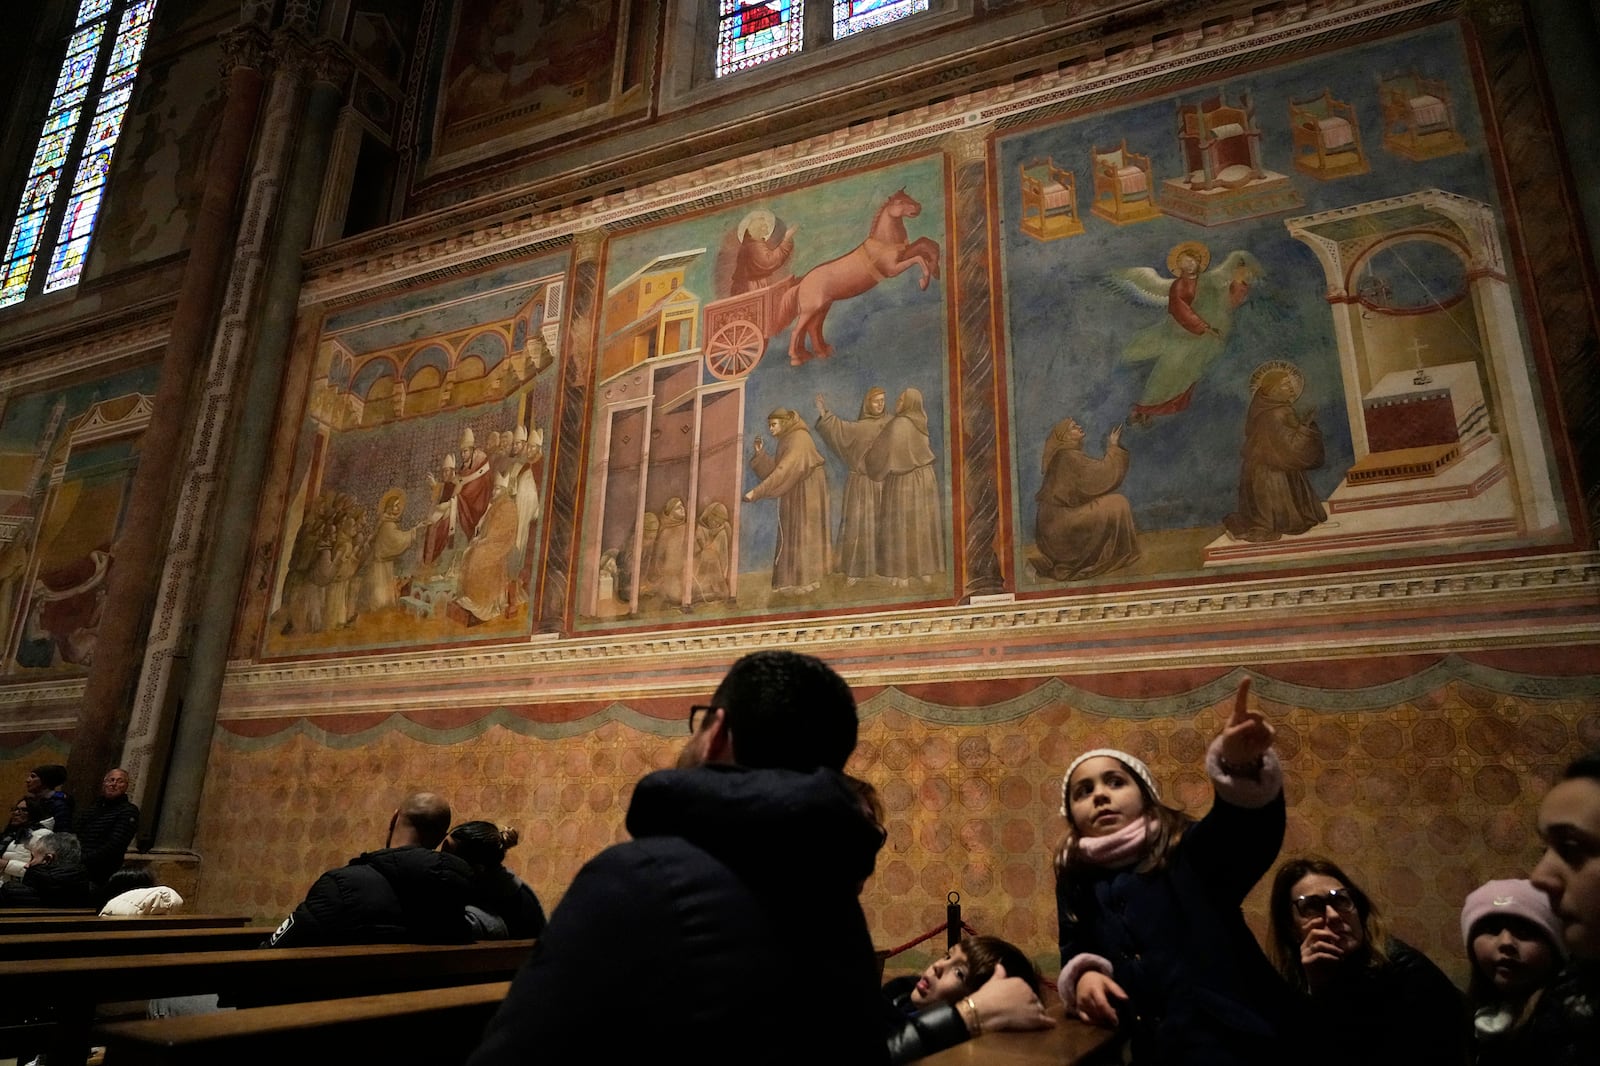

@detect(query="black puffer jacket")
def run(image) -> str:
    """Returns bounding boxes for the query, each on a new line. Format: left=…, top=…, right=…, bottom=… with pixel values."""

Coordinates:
left=0, top=857, right=94, bottom=908
left=266, top=845, right=472, bottom=948
left=75, top=795, right=139, bottom=884
left=465, top=763, right=889, bottom=1066
left=464, top=866, right=547, bottom=940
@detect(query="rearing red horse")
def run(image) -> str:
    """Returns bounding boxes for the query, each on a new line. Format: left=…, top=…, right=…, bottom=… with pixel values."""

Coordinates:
left=776, top=189, right=941, bottom=365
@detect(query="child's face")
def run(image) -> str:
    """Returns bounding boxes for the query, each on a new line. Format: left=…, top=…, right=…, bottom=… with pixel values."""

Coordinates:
left=1471, top=915, right=1558, bottom=997
left=1067, top=757, right=1147, bottom=838
left=910, top=945, right=970, bottom=1008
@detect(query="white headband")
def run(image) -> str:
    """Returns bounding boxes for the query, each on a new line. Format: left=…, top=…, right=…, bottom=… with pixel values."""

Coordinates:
left=1060, top=748, right=1160, bottom=816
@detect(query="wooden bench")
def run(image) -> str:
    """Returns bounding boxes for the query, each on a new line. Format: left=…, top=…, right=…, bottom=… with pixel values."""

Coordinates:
left=95, top=981, right=511, bottom=1065
left=2, top=925, right=276, bottom=959
left=0, top=906, right=97, bottom=917
left=0, top=914, right=253, bottom=935
left=1, top=939, right=534, bottom=1066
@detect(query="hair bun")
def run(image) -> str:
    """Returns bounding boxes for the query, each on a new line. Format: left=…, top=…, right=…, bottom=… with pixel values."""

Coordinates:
left=499, top=826, right=519, bottom=850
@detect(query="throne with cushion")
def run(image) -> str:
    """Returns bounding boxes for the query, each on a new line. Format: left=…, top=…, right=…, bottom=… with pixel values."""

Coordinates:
left=1089, top=141, right=1160, bottom=225
left=1018, top=158, right=1084, bottom=240
left=1378, top=70, right=1467, bottom=161
left=1289, top=89, right=1369, bottom=179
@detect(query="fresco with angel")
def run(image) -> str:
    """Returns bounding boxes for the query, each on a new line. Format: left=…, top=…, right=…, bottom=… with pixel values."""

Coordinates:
left=996, top=21, right=1567, bottom=590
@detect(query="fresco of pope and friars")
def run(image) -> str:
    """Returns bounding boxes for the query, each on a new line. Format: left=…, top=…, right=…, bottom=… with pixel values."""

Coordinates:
left=574, top=155, right=953, bottom=630
left=261, top=259, right=566, bottom=657
left=1000, top=21, right=1570, bottom=592
left=0, top=364, right=160, bottom=676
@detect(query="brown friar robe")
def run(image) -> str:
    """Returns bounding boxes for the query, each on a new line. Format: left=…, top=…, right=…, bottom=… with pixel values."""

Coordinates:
left=1034, top=441, right=1139, bottom=580
left=862, top=390, right=945, bottom=581
left=1222, top=394, right=1326, bottom=543
left=814, top=397, right=887, bottom=579
left=749, top=421, right=831, bottom=592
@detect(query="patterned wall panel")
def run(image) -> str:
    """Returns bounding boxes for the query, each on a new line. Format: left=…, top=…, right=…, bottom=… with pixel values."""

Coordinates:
left=192, top=655, right=1600, bottom=985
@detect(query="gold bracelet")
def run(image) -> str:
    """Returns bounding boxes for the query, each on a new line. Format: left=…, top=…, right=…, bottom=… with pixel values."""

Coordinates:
left=960, top=995, right=983, bottom=1036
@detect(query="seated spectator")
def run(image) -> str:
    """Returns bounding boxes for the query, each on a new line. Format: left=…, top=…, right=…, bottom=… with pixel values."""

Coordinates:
left=76, top=767, right=139, bottom=887
left=1, top=796, right=54, bottom=881
left=443, top=821, right=546, bottom=940
left=1268, top=856, right=1469, bottom=1066
left=93, top=866, right=182, bottom=915
left=1461, top=877, right=1566, bottom=1064
left=0, top=831, right=94, bottom=908
left=24, top=763, right=72, bottom=830
left=882, top=935, right=1052, bottom=1064
left=266, top=791, right=471, bottom=947
left=1527, top=748, right=1600, bottom=1063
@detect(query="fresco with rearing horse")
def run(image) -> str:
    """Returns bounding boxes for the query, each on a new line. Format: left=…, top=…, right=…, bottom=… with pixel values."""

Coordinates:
left=574, top=156, right=953, bottom=631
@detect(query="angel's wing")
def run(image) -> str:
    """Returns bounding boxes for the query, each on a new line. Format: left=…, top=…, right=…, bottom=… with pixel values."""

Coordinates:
left=1101, top=266, right=1173, bottom=309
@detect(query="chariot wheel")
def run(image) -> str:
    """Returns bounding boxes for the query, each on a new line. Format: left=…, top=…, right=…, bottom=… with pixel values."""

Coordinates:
left=705, top=319, right=765, bottom=379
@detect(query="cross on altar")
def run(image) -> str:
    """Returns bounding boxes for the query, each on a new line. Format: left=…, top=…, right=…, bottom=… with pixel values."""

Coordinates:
left=1408, top=336, right=1432, bottom=385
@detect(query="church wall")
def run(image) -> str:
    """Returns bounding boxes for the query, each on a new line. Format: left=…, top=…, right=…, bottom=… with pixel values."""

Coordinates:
left=194, top=651, right=1599, bottom=985
left=0, top=0, right=1592, bottom=994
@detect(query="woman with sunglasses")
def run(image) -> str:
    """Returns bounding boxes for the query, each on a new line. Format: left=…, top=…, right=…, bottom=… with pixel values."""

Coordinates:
left=1267, top=856, right=1469, bottom=1066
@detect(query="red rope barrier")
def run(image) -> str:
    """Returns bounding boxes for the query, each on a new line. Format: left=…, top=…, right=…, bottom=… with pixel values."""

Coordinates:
left=880, top=919, right=979, bottom=959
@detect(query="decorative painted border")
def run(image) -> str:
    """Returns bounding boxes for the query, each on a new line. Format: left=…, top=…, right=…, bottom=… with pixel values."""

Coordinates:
left=209, top=654, right=1600, bottom=751
left=203, top=553, right=1600, bottom=716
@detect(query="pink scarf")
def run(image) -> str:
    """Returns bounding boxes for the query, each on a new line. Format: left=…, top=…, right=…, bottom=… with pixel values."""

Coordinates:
left=1076, top=817, right=1150, bottom=869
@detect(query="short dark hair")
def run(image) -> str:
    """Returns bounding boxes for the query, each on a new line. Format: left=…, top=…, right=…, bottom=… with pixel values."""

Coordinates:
left=447, top=821, right=519, bottom=869
left=961, top=935, right=1040, bottom=995
left=33, top=764, right=67, bottom=789
left=1562, top=749, right=1600, bottom=782
left=710, top=651, right=858, bottom=772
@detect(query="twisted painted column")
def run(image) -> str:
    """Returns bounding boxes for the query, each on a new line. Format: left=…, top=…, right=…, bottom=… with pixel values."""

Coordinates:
left=945, top=127, right=1007, bottom=600
left=539, top=227, right=606, bottom=632
left=66, top=25, right=272, bottom=810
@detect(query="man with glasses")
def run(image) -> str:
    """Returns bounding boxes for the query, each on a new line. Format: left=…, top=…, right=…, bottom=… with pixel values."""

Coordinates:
left=467, top=649, right=889, bottom=1066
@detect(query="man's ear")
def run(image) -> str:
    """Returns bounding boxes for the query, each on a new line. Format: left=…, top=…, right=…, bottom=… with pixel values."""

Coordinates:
left=704, top=709, right=736, bottom=764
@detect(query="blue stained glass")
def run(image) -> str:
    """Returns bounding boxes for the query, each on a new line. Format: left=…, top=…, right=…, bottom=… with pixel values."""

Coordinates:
left=76, top=0, right=113, bottom=26
left=716, top=1, right=804, bottom=77
left=833, top=0, right=927, bottom=39
left=4, top=1, right=160, bottom=305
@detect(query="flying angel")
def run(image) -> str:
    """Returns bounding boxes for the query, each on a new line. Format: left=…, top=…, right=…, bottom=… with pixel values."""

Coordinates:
left=1104, top=241, right=1266, bottom=425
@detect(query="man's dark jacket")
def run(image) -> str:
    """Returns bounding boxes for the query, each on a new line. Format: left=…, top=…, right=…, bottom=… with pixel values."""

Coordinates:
left=465, top=763, right=890, bottom=1066
left=0, top=858, right=94, bottom=908
left=76, top=795, right=139, bottom=884
left=266, top=845, right=472, bottom=947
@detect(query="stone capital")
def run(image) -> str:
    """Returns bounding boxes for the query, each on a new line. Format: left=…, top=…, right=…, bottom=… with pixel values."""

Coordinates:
left=943, top=125, right=994, bottom=168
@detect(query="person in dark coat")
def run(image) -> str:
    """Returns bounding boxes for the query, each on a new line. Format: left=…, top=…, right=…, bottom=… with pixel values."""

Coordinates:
left=0, top=830, right=94, bottom=907
left=1267, top=855, right=1469, bottom=1066
left=1055, top=678, right=1293, bottom=1066
left=464, top=650, right=890, bottom=1066
left=75, top=767, right=139, bottom=885
left=266, top=791, right=471, bottom=948
left=24, top=763, right=73, bottom=830
left=443, top=820, right=546, bottom=940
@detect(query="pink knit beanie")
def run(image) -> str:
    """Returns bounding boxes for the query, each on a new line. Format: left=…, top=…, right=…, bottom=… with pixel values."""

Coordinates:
left=1460, top=878, right=1567, bottom=958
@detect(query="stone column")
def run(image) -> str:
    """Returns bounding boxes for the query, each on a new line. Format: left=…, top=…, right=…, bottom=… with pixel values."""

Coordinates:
left=100, top=26, right=316, bottom=829
left=66, top=25, right=273, bottom=809
left=539, top=227, right=606, bottom=631
left=944, top=126, right=1007, bottom=600
left=152, top=40, right=349, bottom=851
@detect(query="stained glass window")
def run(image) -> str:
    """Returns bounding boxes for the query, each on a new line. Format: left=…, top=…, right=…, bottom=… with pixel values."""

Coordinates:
left=832, top=0, right=928, bottom=39
left=715, top=1, right=804, bottom=78
left=0, top=0, right=158, bottom=308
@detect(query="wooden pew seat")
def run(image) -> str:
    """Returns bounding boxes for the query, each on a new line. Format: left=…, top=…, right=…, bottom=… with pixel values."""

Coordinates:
left=1, top=939, right=534, bottom=1066
left=0, top=914, right=253, bottom=935
left=3, top=926, right=277, bottom=960
left=95, top=981, right=511, bottom=1066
